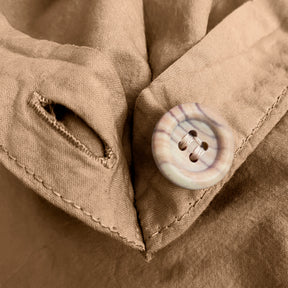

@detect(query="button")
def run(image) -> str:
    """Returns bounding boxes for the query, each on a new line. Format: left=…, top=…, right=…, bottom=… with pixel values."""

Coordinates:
left=152, top=103, right=234, bottom=190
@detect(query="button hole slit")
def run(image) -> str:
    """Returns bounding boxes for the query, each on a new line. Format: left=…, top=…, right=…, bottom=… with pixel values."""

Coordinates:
left=28, top=91, right=116, bottom=168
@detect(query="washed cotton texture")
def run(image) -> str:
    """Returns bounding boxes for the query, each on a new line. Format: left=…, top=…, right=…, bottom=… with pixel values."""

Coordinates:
left=0, top=0, right=287, bottom=287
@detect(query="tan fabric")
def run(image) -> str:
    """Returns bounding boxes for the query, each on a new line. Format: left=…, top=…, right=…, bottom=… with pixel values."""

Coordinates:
left=0, top=0, right=288, bottom=286
left=1, top=113, right=287, bottom=287
left=134, top=0, right=288, bottom=256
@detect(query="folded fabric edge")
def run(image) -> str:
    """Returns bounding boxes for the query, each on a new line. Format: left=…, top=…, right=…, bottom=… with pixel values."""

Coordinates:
left=0, top=13, right=145, bottom=252
left=144, top=87, right=288, bottom=260
left=0, top=143, right=145, bottom=251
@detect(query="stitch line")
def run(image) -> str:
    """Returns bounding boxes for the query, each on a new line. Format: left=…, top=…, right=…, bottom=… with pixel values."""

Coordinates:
left=0, top=144, right=144, bottom=251
left=147, top=86, right=287, bottom=240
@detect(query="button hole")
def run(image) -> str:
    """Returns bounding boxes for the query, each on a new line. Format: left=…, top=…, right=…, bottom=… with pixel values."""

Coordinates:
left=189, top=130, right=197, bottom=137
left=189, top=153, right=198, bottom=163
left=201, top=141, right=209, bottom=151
left=178, top=141, right=187, bottom=151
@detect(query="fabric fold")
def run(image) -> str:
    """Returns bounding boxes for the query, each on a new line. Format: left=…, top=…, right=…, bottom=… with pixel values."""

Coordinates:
left=0, top=14, right=144, bottom=251
left=1, top=0, right=288, bottom=261
left=133, top=0, right=288, bottom=257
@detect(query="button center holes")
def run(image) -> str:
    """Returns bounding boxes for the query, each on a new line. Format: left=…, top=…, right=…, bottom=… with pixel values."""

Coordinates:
left=201, top=141, right=208, bottom=151
left=178, top=141, right=187, bottom=151
left=189, top=153, right=198, bottom=162
left=188, top=130, right=197, bottom=137
left=178, top=130, right=209, bottom=163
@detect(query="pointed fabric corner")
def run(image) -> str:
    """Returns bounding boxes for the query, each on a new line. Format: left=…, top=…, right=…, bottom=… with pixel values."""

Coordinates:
left=0, top=14, right=145, bottom=251
left=133, top=0, right=288, bottom=256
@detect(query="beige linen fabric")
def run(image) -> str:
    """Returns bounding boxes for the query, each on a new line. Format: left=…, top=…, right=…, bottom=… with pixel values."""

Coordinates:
left=1, top=113, right=287, bottom=287
left=134, top=0, right=288, bottom=256
left=0, top=0, right=288, bottom=286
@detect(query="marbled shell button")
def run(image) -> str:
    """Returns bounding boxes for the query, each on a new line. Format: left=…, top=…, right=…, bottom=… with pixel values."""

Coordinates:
left=152, top=103, right=234, bottom=190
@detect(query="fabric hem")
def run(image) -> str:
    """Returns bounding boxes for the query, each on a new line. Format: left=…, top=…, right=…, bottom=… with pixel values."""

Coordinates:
left=0, top=143, right=145, bottom=251
left=146, top=85, right=287, bottom=240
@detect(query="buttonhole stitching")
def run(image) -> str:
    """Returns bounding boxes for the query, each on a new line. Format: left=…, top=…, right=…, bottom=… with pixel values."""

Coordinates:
left=147, top=86, right=287, bottom=240
left=0, top=143, right=144, bottom=251
left=28, top=91, right=116, bottom=169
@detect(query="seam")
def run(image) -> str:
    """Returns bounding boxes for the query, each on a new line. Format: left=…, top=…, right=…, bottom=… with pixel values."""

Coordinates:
left=133, top=193, right=147, bottom=251
left=147, top=86, right=287, bottom=240
left=234, top=87, right=287, bottom=154
left=29, top=91, right=116, bottom=169
left=0, top=143, right=144, bottom=251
